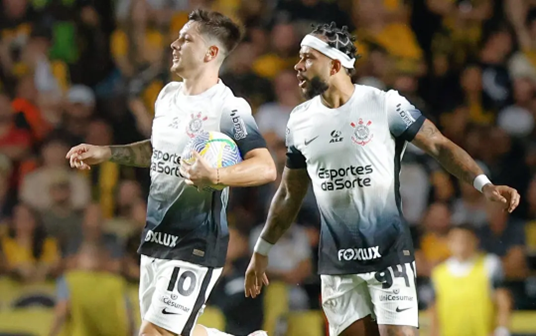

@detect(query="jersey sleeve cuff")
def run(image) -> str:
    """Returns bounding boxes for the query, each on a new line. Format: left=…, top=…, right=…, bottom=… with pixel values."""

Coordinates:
left=286, top=153, right=307, bottom=169
left=401, top=115, right=426, bottom=142
left=236, top=136, right=267, bottom=157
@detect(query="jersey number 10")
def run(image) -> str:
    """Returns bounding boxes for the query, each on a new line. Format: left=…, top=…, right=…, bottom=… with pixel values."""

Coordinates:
left=167, top=267, right=197, bottom=297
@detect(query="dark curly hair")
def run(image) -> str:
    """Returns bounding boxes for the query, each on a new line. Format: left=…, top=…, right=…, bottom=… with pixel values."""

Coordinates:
left=310, top=22, right=360, bottom=63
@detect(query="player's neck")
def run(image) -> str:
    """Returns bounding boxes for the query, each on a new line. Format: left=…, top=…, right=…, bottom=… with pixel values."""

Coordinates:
left=320, top=80, right=355, bottom=109
left=181, top=70, right=220, bottom=96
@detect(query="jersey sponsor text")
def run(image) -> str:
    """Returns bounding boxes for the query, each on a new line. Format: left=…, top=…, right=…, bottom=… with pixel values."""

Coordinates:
left=318, top=165, right=373, bottom=191
left=338, top=246, right=382, bottom=261
left=145, top=230, right=179, bottom=248
left=151, top=149, right=182, bottom=177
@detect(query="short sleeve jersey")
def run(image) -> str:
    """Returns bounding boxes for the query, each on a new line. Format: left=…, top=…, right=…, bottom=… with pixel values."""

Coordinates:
left=286, top=85, right=425, bottom=274
left=139, top=80, right=266, bottom=268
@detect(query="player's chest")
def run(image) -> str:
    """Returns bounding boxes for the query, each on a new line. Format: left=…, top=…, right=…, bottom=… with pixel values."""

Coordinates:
left=295, top=113, right=390, bottom=161
left=152, top=102, right=221, bottom=149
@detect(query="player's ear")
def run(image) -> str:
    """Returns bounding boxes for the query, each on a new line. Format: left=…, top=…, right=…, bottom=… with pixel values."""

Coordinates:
left=330, top=59, right=342, bottom=76
left=205, top=45, right=219, bottom=62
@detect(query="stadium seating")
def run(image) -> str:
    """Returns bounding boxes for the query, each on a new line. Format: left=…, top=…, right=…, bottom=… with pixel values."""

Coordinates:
left=2, top=278, right=536, bottom=335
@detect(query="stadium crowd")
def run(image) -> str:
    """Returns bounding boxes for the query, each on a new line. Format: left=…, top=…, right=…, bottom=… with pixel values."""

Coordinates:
left=1, top=0, right=536, bottom=335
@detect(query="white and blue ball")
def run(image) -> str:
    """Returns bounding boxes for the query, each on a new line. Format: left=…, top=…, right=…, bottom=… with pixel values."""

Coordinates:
left=181, top=131, right=243, bottom=190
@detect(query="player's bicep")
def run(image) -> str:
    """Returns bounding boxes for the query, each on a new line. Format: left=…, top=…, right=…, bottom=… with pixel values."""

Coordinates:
left=411, top=119, right=448, bottom=156
left=280, top=167, right=309, bottom=200
left=386, top=90, right=426, bottom=142
left=220, top=103, right=267, bottom=157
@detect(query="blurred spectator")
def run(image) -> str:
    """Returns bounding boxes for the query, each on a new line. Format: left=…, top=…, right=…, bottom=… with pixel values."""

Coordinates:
left=105, top=179, right=144, bottom=241
left=428, top=0, right=492, bottom=69
left=479, top=26, right=515, bottom=111
left=354, top=0, right=423, bottom=71
left=82, top=118, right=125, bottom=219
left=250, top=223, right=313, bottom=311
left=19, top=136, right=90, bottom=211
left=478, top=202, right=528, bottom=280
left=252, top=23, right=298, bottom=80
left=400, top=146, right=431, bottom=226
left=272, top=0, right=353, bottom=37
left=430, top=224, right=511, bottom=336
left=0, top=158, right=12, bottom=225
left=256, top=70, right=302, bottom=147
left=60, top=84, right=96, bottom=141
left=12, top=74, right=52, bottom=142
left=49, top=242, right=132, bottom=336
left=497, top=77, right=535, bottom=138
left=39, top=170, right=83, bottom=256
left=0, top=0, right=36, bottom=89
left=451, top=176, right=489, bottom=228
left=209, top=227, right=264, bottom=335
left=122, top=199, right=147, bottom=283
left=221, top=42, right=274, bottom=112
left=0, top=92, right=32, bottom=189
left=1, top=203, right=60, bottom=283
left=415, top=202, right=452, bottom=277
left=65, top=203, right=124, bottom=273
left=507, top=0, right=536, bottom=83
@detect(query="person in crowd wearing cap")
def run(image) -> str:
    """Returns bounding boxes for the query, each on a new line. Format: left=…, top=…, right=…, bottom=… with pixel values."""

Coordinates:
left=246, top=22, right=521, bottom=336
left=66, top=8, right=275, bottom=336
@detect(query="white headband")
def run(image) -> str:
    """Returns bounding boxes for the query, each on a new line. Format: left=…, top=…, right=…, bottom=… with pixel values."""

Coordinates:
left=300, top=34, right=355, bottom=69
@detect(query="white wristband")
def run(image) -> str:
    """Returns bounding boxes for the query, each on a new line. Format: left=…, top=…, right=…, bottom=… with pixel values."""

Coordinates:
left=473, top=174, right=492, bottom=193
left=254, top=238, right=273, bottom=256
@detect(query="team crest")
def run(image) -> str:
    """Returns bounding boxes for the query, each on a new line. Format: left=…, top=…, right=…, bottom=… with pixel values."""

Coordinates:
left=350, top=119, right=373, bottom=146
left=186, top=112, right=208, bottom=138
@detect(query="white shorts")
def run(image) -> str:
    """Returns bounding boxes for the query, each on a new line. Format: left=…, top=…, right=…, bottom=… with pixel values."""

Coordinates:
left=321, top=262, right=418, bottom=336
left=139, top=255, right=223, bottom=336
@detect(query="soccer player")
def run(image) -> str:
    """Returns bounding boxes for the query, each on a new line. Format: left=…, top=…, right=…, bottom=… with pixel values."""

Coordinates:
left=245, top=22, right=520, bottom=336
left=66, top=10, right=275, bottom=336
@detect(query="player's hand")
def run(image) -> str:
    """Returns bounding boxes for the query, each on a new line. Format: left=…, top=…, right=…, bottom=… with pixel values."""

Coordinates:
left=482, top=184, right=520, bottom=213
left=244, top=252, right=270, bottom=298
left=65, top=144, right=111, bottom=170
left=180, top=151, right=217, bottom=189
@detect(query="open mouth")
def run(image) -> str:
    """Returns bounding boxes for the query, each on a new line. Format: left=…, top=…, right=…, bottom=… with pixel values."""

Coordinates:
left=297, top=74, right=307, bottom=88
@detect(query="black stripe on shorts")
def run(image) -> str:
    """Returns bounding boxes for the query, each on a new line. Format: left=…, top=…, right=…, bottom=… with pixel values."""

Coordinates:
left=182, top=268, right=214, bottom=336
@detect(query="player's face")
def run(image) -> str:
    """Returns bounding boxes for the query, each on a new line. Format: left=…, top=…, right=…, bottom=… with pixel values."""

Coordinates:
left=295, top=46, right=331, bottom=99
left=170, top=21, right=211, bottom=75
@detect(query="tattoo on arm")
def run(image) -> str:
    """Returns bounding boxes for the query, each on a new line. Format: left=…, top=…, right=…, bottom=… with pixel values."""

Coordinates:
left=109, top=140, right=152, bottom=167
left=413, top=120, right=483, bottom=185
left=261, top=168, right=309, bottom=244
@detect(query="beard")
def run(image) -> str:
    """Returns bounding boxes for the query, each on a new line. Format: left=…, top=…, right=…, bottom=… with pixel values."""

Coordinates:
left=303, top=76, right=329, bottom=99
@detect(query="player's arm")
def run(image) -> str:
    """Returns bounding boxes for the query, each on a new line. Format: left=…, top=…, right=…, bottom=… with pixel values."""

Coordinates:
left=215, top=101, right=277, bottom=187
left=245, top=121, right=309, bottom=298
left=217, top=148, right=276, bottom=187
left=108, top=139, right=153, bottom=167
left=66, top=139, right=153, bottom=169
left=386, top=90, right=520, bottom=212
left=411, top=119, right=484, bottom=187
left=260, top=167, right=309, bottom=244
left=245, top=167, right=309, bottom=298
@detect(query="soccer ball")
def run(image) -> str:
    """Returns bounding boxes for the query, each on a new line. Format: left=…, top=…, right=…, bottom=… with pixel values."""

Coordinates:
left=181, top=131, right=243, bottom=190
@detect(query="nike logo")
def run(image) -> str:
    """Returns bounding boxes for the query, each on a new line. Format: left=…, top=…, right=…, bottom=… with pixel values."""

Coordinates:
left=396, top=307, right=411, bottom=313
left=304, top=136, right=319, bottom=145
left=162, top=308, right=179, bottom=315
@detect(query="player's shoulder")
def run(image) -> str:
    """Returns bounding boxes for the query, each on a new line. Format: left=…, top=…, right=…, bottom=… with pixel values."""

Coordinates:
left=290, top=99, right=314, bottom=116
left=218, top=83, right=252, bottom=116
left=353, top=84, right=404, bottom=103
left=156, top=81, right=182, bottom=102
